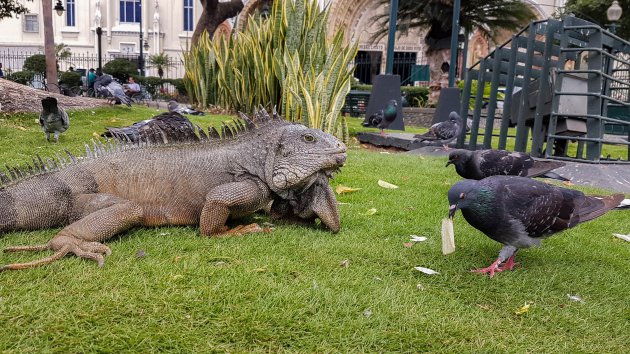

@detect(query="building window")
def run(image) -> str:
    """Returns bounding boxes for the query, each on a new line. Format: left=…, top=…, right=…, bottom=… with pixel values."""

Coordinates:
left=120, top=0, right=141, bottom=23
left=66, top=0, right=76, bottom=27
left=183, top=0, right=194, bottom=32
left=23, top=14, right=38, bottom=33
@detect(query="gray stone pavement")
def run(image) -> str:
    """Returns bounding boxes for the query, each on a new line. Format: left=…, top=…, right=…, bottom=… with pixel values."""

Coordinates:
left=357, top=132, right=630, bottom=194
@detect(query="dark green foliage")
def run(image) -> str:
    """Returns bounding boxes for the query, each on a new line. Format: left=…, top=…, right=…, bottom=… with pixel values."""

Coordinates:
left=132, top=76, right=163, bottom=97
left=402, top=86, right=430, bottom=107
left=103, top=59, right=138, bottom=82
left=0, top=0, right=29, bottom=20
left=6, top=70, right=35, bottom=84
left=564, top=0, right=629, bottom=39
left=23, top=54, right=47, bottom=74
left=169, top=78, right=187, bottom=97
left=59, top=71, right=82, bottom=87
left=348, top=84, right=430, bottom=107
left=372, top=0, right=537, bottom=50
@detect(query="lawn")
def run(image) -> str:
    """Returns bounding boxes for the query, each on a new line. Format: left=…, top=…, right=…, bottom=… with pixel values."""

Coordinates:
left=0, top=105, right=629, bottom=352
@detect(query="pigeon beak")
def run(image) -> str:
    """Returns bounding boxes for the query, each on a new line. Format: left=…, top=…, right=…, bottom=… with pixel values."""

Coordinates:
left=448, top=204, right=458, bottom=219
left=445, top=160, right=453, bottom=167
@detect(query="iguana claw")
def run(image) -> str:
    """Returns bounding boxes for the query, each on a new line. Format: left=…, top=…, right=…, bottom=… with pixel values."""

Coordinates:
left=1, top=239, right=112, bottom=271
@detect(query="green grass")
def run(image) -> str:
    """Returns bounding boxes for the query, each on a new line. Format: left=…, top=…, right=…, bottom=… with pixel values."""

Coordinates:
left=0, top=106, right=629, bottom=352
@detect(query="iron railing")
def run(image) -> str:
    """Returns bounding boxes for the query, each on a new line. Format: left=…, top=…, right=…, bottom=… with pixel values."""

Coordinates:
left=458, top=17, right=630, bottom=163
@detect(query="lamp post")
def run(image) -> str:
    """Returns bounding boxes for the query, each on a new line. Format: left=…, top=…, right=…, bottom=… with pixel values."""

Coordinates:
left=139, top=0, right=145, bottom=76
left=385, top=0, right=398, bottom=74
left=448, top=0, right=461, bottom=87
left=606, top=0, right=623, bottom=34
left=96, top=27, right=103, bottom=71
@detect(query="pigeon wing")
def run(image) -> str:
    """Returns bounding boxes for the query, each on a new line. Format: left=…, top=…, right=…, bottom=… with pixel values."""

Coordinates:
left=477, top=150, right=531, bottom=177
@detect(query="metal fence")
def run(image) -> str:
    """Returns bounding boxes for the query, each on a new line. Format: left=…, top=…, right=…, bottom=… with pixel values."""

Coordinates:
left=353, top=50, right=428, bottom=86
left=0, top=50, right=185, bottom=79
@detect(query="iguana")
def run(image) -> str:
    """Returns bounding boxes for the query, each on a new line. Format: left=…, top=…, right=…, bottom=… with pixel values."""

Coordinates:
left=0, top=109, right=346, bottom=271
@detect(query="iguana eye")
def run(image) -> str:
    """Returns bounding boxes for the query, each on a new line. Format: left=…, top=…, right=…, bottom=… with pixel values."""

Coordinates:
left=303, top=134, right=315, bottom=143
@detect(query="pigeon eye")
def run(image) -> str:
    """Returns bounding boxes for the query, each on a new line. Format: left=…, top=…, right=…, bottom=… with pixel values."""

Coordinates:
left=459, top=192, right=465, bottom=200
left=303, top=134, right=315, bottom=143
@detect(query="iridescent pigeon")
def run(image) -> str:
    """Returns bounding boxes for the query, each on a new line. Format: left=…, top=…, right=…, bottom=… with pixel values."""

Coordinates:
left=362, top=99, right=398, bottom=135
left=448, top=175, right=624, bottom=278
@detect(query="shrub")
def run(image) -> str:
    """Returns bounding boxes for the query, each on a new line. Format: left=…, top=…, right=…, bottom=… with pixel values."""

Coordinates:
left=59, top=71, right=82, bottom=87
left=7, top=70, right=35, bottom=85
left=402, top=86, right=430, bottom=108
left=103, top=58, right=138, bottom=81
left=169, top=78, right=187, bottom=97
left=23, top=54, right=47, bottom=74
left=184, top=0, right=357, bottom=140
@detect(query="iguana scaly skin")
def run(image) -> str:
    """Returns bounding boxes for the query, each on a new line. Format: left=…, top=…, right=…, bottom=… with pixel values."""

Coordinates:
left=0, top=110, right=346, bottom=271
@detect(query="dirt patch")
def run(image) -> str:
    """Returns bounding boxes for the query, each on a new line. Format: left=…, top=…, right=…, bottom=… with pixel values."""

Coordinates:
left=0, top=79, right=108, bottom=114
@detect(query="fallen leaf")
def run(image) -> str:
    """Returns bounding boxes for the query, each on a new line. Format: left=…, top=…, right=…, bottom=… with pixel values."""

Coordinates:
left=562, top=180, right=575, bottom=186
left=410, top=235, right=427, bottom=242
left=403, top=242, right=414, bottom=248
left=335, top=185, right=362, bottom=195
left=136, top=250, right=146, bottom=258
left=340, top=259, right=350, bottom=268
left=613, top=233, right=630, bottom=242
left=92, top=132, right=101, bottom=139
left=374, top=276, right=382, bottom=281
left=174, top=255, right=182, bottom=262
left=15, top=125, right=27, bottom=131
left=363, top=308, right=373, bottom=317
left=567, top=294, right=585, bottom=303
left=476, top=304, right=492, bottom=311
left=254, top=267, right=267, bottom=273
left=515, top=302, right=531, bottom=315
left=416, top=283, right=425, bottom=291
left=414, top=266, right=440, bottom=275
left=172, top=274, right=183, bottom=280
left=263, top=226, right=274, bottom=233
left=379, top=151, right=391, bottom=154
left=364, top=208, right=377, bottom=216
left=377, top=180, right=399, bottom=189
left=402, top=176, right=409, bottom=181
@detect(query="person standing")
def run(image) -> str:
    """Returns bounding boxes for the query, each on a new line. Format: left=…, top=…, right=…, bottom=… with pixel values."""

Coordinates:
left=0, top=63, right=4, bottom=78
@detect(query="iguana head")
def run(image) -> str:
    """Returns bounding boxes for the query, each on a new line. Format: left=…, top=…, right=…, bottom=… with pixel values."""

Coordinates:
left=266, top=124, right=346, bottom=195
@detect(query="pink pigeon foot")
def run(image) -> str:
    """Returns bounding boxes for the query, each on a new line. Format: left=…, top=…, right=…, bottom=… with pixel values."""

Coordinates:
left=471, top=258, right=503, bottom=278
left=497, top=255, right=520, bottom=272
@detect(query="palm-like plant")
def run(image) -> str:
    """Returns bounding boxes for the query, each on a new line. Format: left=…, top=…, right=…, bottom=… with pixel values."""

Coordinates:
left=373, top=0, right=537, bottom=101
left=148, top=52, right=175, bottom=78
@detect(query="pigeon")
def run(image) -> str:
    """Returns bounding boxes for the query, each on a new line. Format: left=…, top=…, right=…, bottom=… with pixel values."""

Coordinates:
left=447, top=175, right=624, bottom=278
left=94, top=73, right=132, bottom=107
left=39, top=96, right=69, bottom=142
left=446, top=149, right=569, bottom=181
left=414, top=111, right=463, bottom=150
left=362, top=99, right=398, bottom=134
left=167, top=100, right=206, bottom=116
left=103, top=111, right=199, bottom=144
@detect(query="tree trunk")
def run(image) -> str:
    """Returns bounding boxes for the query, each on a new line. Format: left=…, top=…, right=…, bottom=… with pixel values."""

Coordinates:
left=42, top=0, right=60, bottom=94
left=191, top=0, right=244, bottom=47
left=426, top=49, right=451, bottom=106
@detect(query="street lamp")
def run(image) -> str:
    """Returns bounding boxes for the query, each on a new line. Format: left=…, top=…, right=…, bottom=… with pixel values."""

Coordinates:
left=54, top=0, right=65, bottom=17
left=139, top=0, right=145, bottom=76
left=607, top=0, right=623, bottom=34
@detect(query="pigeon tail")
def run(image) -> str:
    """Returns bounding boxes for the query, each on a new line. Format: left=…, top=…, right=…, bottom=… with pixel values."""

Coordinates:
left=570, top=193, right=625, bottom=226
left=527, top=160, right=566, bottom=179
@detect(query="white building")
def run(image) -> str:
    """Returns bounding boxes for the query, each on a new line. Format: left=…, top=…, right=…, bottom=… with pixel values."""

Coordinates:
left=0, top=0, right=566, bottom=81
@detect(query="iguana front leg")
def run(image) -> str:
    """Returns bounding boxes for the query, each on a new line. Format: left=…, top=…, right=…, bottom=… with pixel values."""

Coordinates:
left=200, top=180, right=271, bottom=236
left=1, top=194, right=142, bottom=271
